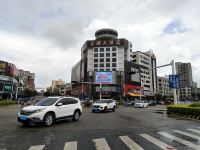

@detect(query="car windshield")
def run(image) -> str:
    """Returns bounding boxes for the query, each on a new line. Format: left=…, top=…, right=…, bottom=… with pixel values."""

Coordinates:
left=35, top=97, right=59, bottom=106
left=95, top=100, right=110, bottom=103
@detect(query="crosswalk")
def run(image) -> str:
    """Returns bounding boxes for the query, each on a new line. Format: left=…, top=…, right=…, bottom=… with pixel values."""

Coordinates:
left=2, top=127, right=200, bottom=150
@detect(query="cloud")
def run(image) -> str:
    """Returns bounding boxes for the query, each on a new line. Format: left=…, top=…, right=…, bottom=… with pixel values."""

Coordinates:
left=0, top=0, right=200, bottom=88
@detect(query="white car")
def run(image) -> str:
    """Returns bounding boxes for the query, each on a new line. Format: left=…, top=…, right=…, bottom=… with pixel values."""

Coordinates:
left=134, top=101, right=149, bottom=108
left=17, top=96, right=82, bottom=126
left=92, top=99, right=116, bottom=112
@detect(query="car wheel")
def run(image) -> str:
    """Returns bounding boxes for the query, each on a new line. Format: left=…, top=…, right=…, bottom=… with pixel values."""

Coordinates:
left=73, top=110, right=80, bottom=121
left=104, top=107, right=107, bottom=113
left=43, top=113, right=54, bottom=126
left=112, top=106, right=115, bottom=112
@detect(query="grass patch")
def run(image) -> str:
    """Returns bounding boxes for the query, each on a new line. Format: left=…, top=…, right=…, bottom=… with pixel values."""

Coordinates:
left=0, top=100, right=16, bottom=106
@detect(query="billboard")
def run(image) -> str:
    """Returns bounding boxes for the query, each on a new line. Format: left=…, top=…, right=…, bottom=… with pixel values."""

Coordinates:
left=95, top=72, right=112, bottom=84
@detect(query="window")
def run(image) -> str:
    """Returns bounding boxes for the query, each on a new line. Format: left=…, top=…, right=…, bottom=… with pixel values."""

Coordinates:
left=106, top=63, right=110, bottom=67
left=94, top=64, right=98, bottom=67
left=94, top=53, right=98, bottom=57
left=100, top=64, right=104, bottom=67
left=100, top=48, right=104, bottom=52
left=112, top=63, right=116, bottom=67
left=112, top=58, right=116, bottom=62
left=100, top=53, right=104, bottom=57
left=94, top=59, right=98, bottom=62
left=112, top=53, right=116, bottom=57
left=106, top=58, right=110, bottom=62
left=94, top=48, right=98, bottom=52
left=100, top=58, right=104, bottom=62
left=67, top=98, right=78, bottom=104
left=106, top=69, right=110, bottom=71
left=106, top=53, right=110, bottom=57
left=112, top=47, right=116, bottom=51
left=106, top=48, right=110, bottom=51
left=112, top=68, right=116, bottom=71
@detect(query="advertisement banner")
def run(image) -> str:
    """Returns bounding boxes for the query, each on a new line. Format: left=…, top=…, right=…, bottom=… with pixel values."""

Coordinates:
left=95, top=72, right=112, bottom=84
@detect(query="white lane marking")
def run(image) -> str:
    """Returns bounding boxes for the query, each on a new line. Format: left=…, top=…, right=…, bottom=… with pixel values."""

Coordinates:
left=140, top=133, right=176, bottom=150
left=92, top=138, right=111, bottom=150
left=188, top=129, right=200, bottom=134
left=63, top=141, right=77, bottom=150
left=28, top=145, right=45, bottom=150
left=119, top=135, right=144, bottom=150
left=158, top=132, right=200, bottom=150
left=173, top=130, right=200, bottom=140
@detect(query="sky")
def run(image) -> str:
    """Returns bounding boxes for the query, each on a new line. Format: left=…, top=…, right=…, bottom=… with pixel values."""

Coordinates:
left=0, top=0, right=200, bottom=89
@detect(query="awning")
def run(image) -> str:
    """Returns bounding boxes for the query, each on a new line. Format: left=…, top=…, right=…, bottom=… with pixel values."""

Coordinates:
left=128, top=93, right=145, bottom=97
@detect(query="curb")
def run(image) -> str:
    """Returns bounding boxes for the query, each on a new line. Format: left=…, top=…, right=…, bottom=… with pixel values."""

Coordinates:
left=168, top=114, right=200, bottom=121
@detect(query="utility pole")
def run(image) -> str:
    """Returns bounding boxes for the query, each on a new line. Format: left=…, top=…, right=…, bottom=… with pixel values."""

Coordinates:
left=172, top=60, right=177, bottom=105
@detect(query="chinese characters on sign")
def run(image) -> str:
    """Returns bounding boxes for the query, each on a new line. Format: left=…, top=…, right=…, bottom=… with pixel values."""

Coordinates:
left=169, top=75, right=180, bottom=89
left=88, top=39, right=124, bottom=47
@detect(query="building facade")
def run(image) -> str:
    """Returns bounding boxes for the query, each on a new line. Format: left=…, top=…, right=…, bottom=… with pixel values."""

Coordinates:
left=157, top=76, right=173, bottom=96
left=0, top=60, right=18, bottom=99
left=175, top=62, right=193, bottom=99
left=132, top=50, right=157, bottom=96
left=17, top=69, right=35, bottom=91
left=71, top=28, right=141, bottom=100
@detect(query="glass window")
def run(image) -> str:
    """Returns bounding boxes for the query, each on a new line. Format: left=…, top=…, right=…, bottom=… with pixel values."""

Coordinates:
left=112, top=53, right=116, bottom=57
left=94, top=64, right=98, bottom=67
left=94, top=53, right=98, bottom=57
left=100, top=69, right=104, bottom=71
left=106, top=53, right=110, bottom=57
left=106, top=69, right=110, bottom=71
left=112, top=68, right=116, bottom=71
left=94, top=59, right=98, bottom=62
left=94, top=69, right=98, bottom=71
left=100, top=48, right=104, bottom=52
left=112, top=63, right=116, bottom=67
left=112, top=47, right=116, bottom=51
left=100, top=58, right=104, bottom=62
left=94, top=48, right=98, bottom=52
left=106, top=63, right=110, bottom=67
left=100, top=64, right=104, bottom=67
left=112, top=58, right=116, bottom=62
left=106, top=48, right=110, bottom=51
left=106, top=58, right=110, bottom=62
left=36, top=97, right=59, bottom=106
left=100, top=53, right=104, bottom=57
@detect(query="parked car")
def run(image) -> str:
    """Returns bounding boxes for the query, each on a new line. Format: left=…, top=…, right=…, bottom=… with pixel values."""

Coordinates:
left=148, top=100, right=156, bottom=106
left=92, top=99, right=116, bottom=112
left=17, top=96, right=82, bottom=126
left=134, top=101, right=149, bottom=108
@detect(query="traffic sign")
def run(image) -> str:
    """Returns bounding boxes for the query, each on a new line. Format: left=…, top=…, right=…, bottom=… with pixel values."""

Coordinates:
left=169, top=75, right=180, bottom=89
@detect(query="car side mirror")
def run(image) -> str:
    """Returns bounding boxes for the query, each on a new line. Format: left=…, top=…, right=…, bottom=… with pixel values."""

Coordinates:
left=56, top=103, right=63, bottom=106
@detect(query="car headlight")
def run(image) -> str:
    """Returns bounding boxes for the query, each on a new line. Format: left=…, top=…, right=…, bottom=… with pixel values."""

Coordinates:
left=33, top=108, right=46, bottom=113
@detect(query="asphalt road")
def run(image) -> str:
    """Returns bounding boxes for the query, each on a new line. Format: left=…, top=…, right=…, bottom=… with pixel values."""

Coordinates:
left=0, top=104, right=200, bottom=150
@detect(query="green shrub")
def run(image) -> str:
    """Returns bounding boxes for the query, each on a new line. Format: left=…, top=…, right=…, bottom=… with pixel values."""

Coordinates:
left=189, top=103, right=200, bottom=107
left=167, top=105, right=200, bottom=117
left=0, top=101, right=16, bottom=106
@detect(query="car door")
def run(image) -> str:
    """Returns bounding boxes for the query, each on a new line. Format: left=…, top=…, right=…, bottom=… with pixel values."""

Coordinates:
left=55, top=98, right=68, bottom=118
left=107, top=100, right=113, bottom=109
left=65, top=98, right=78, bottom=116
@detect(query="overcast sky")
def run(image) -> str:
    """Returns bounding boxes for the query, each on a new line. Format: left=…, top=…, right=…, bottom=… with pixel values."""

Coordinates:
left=0, top=0, right=200, bottom=88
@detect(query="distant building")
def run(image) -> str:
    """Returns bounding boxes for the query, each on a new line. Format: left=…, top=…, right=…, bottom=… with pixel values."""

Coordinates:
left=17, top=69, right=35, bottom=91
left=132, top=50, right=157, bottom=96
left=51, top=79, right=66, bottom=95
left=175, top=62, right=193, bottom=99
left=157, top=76, right=173, bottom=96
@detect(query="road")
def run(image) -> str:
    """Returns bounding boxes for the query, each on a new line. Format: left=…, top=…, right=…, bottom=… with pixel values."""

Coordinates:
left=0, top=104, right=200, bottom=150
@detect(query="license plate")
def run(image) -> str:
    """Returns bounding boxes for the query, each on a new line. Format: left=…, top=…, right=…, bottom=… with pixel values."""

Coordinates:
left=20, top=116, right=27, bottom=120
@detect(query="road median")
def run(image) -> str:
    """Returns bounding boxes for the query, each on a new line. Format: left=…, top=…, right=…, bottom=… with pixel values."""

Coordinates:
left=167, top=103, right=200, bottom=120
